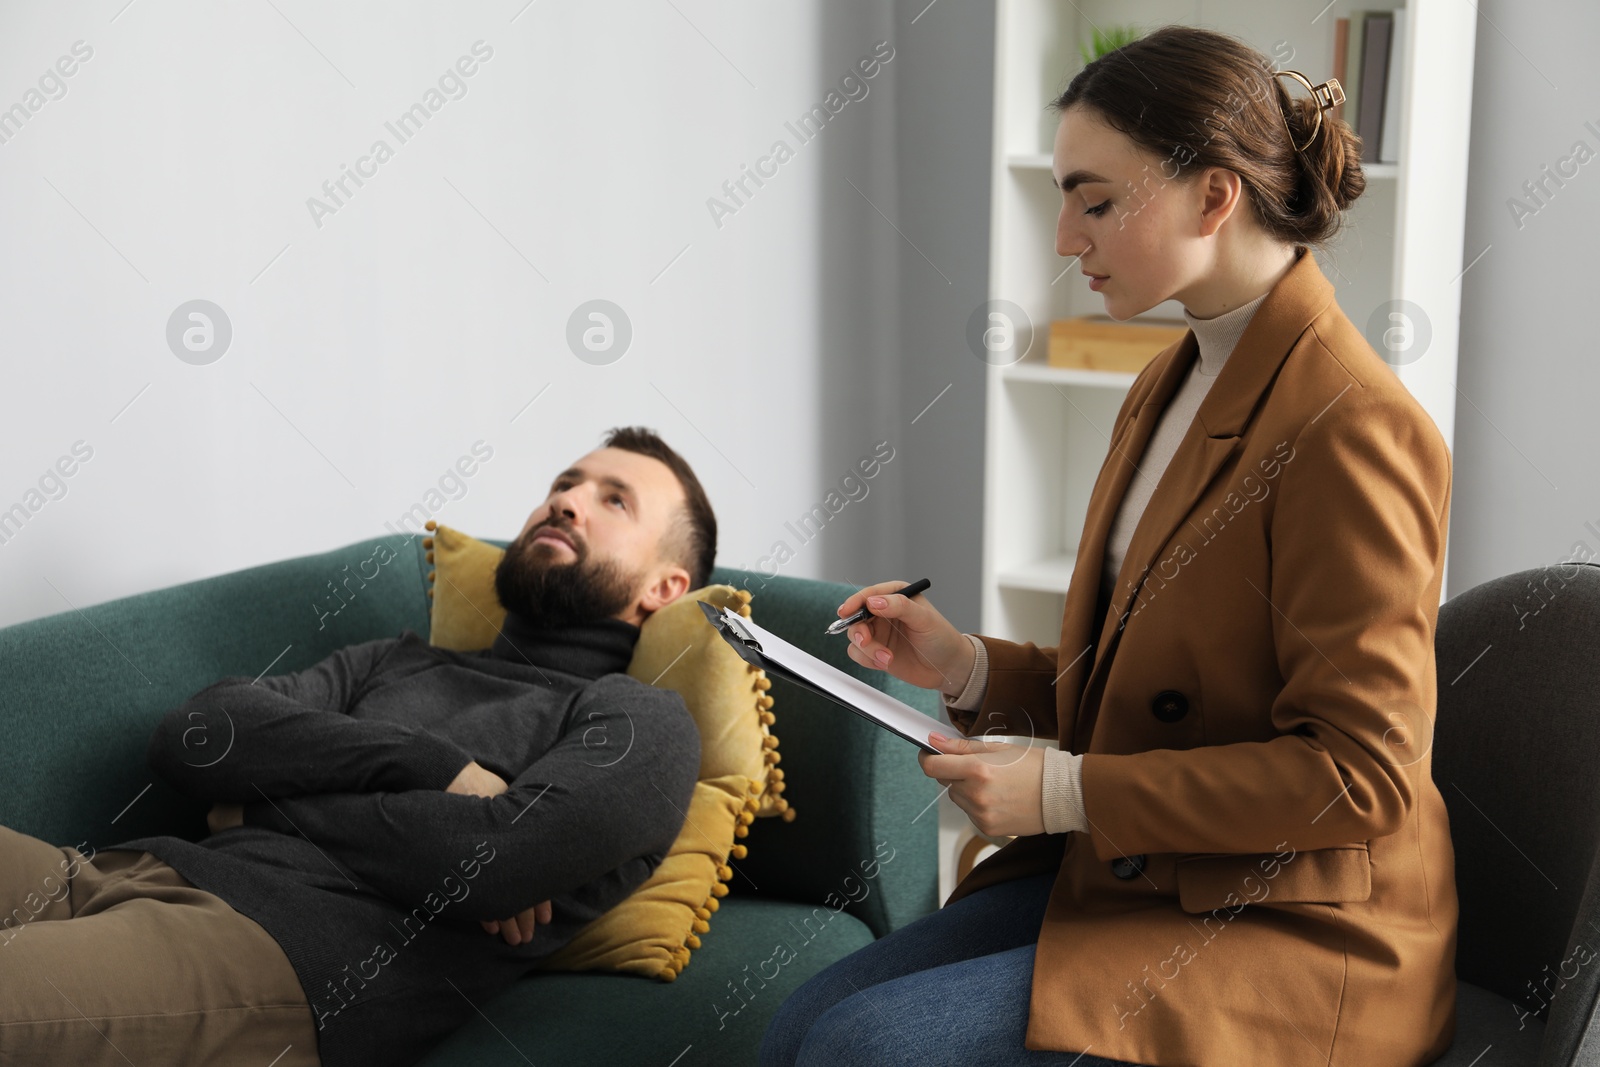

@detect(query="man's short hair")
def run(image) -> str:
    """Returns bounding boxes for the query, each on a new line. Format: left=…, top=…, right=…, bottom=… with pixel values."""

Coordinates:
left=603, top=426, right=717, bottom=591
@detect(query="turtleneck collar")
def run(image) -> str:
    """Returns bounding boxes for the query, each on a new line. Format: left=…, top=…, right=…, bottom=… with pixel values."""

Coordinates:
left=490, top=610, right=639, bottom=680
left=1182, top=291, right=1268, bottom=378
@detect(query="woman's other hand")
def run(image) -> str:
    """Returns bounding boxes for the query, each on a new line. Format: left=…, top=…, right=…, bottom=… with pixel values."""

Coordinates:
left=918, top=734, right=1046, bottom=838
left=837, top=580, right=976, bottom=697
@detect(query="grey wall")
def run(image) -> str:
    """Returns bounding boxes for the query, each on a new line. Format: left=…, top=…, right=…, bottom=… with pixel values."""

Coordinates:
left=884, top=0, right=994, bottom=635
left=793, top=0, right=995, bottom=633
left=1452, top=0, right=1600, bottom=593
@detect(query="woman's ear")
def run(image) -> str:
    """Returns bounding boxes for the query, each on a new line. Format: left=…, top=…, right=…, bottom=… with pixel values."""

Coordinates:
left=1196, top=166, right=1244, bottom=237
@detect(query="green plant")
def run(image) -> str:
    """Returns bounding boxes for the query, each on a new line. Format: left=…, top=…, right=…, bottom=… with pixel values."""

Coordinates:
left=1080, top=25, right=1143, bottom=66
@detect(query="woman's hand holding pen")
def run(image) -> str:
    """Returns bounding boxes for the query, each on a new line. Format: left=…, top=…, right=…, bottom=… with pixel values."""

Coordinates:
left=837, top=580, right=975, bottom=697
left=839, top=579, right=1048, bottom=839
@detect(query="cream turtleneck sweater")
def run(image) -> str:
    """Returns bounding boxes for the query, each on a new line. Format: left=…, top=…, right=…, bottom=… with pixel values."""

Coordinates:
left=944, top=292, right=1268, bottom=834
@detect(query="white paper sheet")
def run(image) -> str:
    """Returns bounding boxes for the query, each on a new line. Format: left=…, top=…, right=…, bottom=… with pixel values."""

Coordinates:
left=718, top=606, right=974, bottom=747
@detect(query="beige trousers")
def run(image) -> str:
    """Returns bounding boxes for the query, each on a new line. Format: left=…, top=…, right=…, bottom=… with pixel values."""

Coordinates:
left=0, top=823, right=320, bottom=1066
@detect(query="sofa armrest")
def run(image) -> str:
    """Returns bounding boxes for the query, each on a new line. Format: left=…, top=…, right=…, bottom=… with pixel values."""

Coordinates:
left=0, top=535, right=433, bottom=846
left=708, top=566, right=942, bottom=938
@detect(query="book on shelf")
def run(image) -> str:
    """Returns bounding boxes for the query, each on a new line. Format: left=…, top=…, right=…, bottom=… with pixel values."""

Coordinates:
left=1357, top=12, right=1393, bottom=164
left=1339, top=13, right=1365, bottom=139
left=1331, top=18, right=1351, bottom=126
left=1379, top=9, right=1407, bottom=163
left=1332, top=9, right=1404, bottom=166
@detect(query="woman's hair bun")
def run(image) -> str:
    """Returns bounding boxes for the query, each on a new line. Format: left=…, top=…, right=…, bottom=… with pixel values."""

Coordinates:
left=1282, top=92, right=1367, bottom=241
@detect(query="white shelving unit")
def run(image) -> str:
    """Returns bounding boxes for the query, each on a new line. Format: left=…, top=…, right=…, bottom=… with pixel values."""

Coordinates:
left=939, top=0, right=1478, bottom=902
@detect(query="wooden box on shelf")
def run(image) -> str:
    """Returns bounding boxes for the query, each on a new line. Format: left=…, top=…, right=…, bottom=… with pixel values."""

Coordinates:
left=1047, top=316, right=1186, bottom=374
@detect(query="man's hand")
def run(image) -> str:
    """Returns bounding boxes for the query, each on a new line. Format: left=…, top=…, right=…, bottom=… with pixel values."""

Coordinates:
left=918, top=734, right=1046, bottom=838
left=447, top=760, right=509, bottom=799
left=206, top=803, right=244, bottom=834
left=448, top=762, right=547, bottom=943
left=481, top=900, right=553, bottom=946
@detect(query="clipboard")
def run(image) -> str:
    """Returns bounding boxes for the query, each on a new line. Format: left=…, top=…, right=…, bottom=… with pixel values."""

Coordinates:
left=698, top=600, right=971, bottom=754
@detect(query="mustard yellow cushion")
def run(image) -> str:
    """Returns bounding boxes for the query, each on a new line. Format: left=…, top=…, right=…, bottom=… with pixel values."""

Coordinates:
left=537, top=773, right=750, bottom=979
left=422, top=522, right=793, bottom=980
left=425, top=524, right=507, bottom=652
left=624, top=584, right=788, bottom=814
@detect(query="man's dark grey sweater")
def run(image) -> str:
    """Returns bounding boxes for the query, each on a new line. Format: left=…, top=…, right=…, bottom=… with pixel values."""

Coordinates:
left=103, top=611, right=701, bottom=1067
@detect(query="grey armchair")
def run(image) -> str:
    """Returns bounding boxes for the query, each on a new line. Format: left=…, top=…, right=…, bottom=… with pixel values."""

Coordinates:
left=1429, top=560, right=1600, bottom=1066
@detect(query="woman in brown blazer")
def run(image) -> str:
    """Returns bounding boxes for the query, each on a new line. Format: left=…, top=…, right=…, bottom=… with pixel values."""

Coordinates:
left=761, top=25, right=1456, bottom=1067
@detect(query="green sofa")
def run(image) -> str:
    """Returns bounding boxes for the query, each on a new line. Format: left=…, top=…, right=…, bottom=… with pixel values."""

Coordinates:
left=0, top=534, right=943, bottom=1064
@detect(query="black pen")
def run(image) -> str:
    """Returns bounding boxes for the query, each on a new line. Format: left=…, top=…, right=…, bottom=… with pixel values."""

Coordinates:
left=826, top=578, right=933, bottom=635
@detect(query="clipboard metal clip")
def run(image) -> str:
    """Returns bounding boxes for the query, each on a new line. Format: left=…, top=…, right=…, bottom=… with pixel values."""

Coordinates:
left=694, top=598, right=949, bottom=754
left=698, top=600, right=764, bottom=661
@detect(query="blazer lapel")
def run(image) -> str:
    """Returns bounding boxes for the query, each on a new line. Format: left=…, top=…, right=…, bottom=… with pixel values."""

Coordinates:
left=1045, top=330, right=1192, bottom=745
left=1060, top=249, right=1338, bottom=747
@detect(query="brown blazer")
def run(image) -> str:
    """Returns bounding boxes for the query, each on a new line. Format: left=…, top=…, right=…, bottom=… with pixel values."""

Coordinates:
left=946, top=249, right=1457, bottom=1067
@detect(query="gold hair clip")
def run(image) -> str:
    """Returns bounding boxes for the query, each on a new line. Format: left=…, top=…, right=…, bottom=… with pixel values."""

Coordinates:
left=1273, top=70, right=1345, bottom=153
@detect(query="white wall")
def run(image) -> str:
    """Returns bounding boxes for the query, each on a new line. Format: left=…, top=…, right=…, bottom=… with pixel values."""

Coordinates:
left=1451, top=0, right=1600, bottom=591
left=0, top=0, right=917, bottom=629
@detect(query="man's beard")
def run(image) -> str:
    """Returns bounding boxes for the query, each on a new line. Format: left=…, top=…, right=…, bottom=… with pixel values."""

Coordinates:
left=493, top=519, right=644, bottom=629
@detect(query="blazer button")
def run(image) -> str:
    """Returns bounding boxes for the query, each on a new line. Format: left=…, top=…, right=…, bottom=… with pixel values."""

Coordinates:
left=1151, top=689, right=1189, bottom=723
left=1111, top=854, right=1146, bottom=880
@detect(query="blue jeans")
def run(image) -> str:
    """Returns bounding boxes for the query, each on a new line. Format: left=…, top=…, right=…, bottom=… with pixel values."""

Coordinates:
left=759, top=873, right=1144, bottom=1067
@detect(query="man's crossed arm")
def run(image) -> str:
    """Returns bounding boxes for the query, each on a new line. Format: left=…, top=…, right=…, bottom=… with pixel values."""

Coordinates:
left=147, top=637, right=475, bottom=803
left=236, top=674, right=699, bottom=921
left=147, top=647, right=701, bottom=924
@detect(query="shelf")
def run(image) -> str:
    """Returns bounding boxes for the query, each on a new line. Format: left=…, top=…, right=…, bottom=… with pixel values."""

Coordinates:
left=1001, top=360, right=1138, bottom=389
left=997, top=553, right=1077, bottom=594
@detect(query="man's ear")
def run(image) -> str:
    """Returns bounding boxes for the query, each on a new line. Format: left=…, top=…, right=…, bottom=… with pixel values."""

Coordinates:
left=636, top=565, right=693, bottom=618
left=1196, top=166, right=1244, bottom=237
